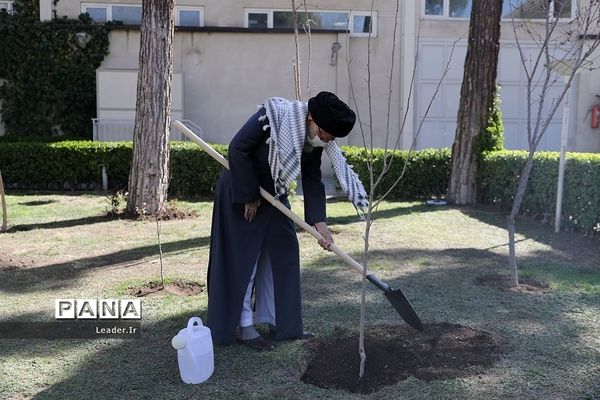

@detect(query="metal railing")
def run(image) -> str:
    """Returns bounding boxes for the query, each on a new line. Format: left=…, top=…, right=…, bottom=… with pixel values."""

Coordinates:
left=92, top=119, right=203, bottom=141
left=92, top=119, right=135, bottom=141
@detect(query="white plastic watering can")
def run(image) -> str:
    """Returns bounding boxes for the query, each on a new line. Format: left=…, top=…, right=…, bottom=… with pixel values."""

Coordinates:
left=171, top=317, right=214, bottom=384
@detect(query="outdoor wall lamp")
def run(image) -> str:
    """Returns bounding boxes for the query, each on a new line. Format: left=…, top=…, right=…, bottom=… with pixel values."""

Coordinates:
left=330, top=42, right=342, bottom=66
left=74, top=32, right=92, bottom=48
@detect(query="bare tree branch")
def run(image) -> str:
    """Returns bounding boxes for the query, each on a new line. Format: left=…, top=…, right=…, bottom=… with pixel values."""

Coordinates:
left=507, top=0, right=600, bottom=286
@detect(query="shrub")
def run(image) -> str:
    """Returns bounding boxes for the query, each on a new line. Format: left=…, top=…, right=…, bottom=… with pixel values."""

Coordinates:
left=477, top=84, right=504, bottom=154
left=341, top=147, right=452, bottom=199
left=478, top=150, right=600, bottom=234
left=1, top=140, right=598, bottom=234
left=0, top=141, right=227, bottom=195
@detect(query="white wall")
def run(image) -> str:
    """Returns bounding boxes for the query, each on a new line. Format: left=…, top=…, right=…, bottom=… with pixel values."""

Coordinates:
left=96, top=69, right=184, bottom=140
left=99, top=28, right=407, bottom=149
left=414, top=2, right=600, bottom=153
left=53, top=0, right=406, bottom=149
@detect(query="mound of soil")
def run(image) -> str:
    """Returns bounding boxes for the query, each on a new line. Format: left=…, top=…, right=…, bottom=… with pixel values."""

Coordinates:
left=157, top=205, right=199, bottom=221
left=126, top=280, right=204, bottom=297
left=301, top=323, right=502, bottom=394
left=476, top=273, right=550, bottom=293
left=108, top=205, right=198, bottom=221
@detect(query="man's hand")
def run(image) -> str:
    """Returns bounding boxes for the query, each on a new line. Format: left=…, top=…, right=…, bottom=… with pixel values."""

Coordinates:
left=314, top=222, right=334, bottom=251
left=244, top=199, right=261, bottom=222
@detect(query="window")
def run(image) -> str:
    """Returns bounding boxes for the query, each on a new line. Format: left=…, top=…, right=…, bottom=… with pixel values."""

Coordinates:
left=82, top=4, right=204, bottom=26
left=85, top=6, right=108, bottom=23
left=245, top=10, right=271, bottom=28
left=425, top=0, right=443, bottom=16
left=273, top=11, right=348, bottom=30
left=112, top=5, right=142, bottom=24
left=449, top=0, right=471, bottom=18
left=82, top=3, right=141, bottom=25
left=175, top=7, right=204, bottom=27
left=503, top=0, right=572, bottom=19
left=424, top=0, right=574, bottom=20
left=350, top=12, right=377, bottom=37
left=0, top=1, right=13, bottom=14
left=244, top=9, right=377, bottom=36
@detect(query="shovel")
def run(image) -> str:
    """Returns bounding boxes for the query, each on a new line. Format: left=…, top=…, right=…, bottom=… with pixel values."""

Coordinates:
left=174, top=120, right=424, bottom=331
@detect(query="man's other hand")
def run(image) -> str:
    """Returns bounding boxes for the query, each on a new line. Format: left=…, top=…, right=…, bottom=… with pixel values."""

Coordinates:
left=314, top=221, right=333, bottom=251
left=244, top=199, right=261, bottom=222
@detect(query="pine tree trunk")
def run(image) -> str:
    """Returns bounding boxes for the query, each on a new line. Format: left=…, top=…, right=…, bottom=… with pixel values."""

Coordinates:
left=448, top=0, right=502, bottom=205
left=127, top=0, right=175, bottom=216
left=0, top=170, right=7, bottom=232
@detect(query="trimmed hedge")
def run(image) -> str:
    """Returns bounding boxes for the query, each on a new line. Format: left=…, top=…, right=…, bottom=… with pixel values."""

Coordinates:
left=479, top=151, right=600, bottom=233
left=0, top=141, right=227, bottom=196
left=341, top=147, right=452, bottom=199
left=0, top=141, right=452, bottom=199
left=1, top=141, right=598, bottom=233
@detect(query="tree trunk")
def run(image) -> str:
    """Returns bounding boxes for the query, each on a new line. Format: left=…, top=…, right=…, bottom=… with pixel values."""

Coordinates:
left=507, top=153, right=536, bottom=287
left=358, top=215, right=372, bottom=378
left=0, top=170, right=7, bottom=232
left=127, top=0, right=175, bottom=216
left=448, top=0, right=502, bottom=205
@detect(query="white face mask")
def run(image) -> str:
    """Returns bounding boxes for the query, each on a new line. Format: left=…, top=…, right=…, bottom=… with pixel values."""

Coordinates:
left=306, top=131, right=327, bottom=148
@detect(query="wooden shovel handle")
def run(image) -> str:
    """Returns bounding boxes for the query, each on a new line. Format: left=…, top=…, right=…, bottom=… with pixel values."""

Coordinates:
left=173, top=120, right=365, bottom=276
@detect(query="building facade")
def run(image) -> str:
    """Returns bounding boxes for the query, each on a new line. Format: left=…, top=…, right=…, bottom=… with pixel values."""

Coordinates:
left=1, top=0, right=599, bottom=153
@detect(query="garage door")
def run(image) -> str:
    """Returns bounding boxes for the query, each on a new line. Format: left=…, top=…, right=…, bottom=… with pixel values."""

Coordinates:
left=415, top=39, right=565, bottom=151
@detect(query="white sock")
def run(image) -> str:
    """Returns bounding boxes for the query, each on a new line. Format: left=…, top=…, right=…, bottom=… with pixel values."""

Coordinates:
left=239, top=325, right=260, bottom=340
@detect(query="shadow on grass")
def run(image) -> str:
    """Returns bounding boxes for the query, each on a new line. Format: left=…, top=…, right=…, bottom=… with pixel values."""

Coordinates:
left=4, top=308, right=210, bottom=399
left=0, top=236, right=211, bottom=293
left=460, top=207, right=600, bottom=270
left=326, top=202, right=438, bottom=226
left=6, top=214, right=119, bottom=232
left=18, top=200, right=57, bottom=206
left=301, top=246, right=600, bottom=319
left=2, top=247, right=595, bottom=399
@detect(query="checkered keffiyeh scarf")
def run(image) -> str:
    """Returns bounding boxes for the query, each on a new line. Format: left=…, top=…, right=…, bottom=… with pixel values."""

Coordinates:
left=260, top=97, right=368, bottom=212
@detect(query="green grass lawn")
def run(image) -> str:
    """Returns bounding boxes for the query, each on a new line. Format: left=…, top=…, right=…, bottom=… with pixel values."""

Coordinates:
left=0, top=192, right=598, bottom=399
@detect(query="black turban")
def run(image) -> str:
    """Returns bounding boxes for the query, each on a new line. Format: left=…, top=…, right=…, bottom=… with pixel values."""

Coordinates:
left=307, top=91, right=356, bottom=138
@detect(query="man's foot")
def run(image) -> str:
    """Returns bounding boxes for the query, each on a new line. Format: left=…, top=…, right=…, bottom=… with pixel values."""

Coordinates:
left=236, top=335, right=274, bottom=351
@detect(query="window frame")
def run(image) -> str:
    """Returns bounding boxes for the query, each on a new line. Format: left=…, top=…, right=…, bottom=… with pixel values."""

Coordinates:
left=244, top=8, right=377, bottom=37
left=244, top=8, right=272, bottom=29
left=81, top=3, right=143, bottom=25
left=349, top=11, right=378, bottom=37
left=0, top=0, right=14, bottom=13
left=272, top=9, right=348, bottom=31
left=175, top=6, right=205, bottom=27
left=422, top=0, right=576, bottom=21
left=81, top=3, right=109, bottom=23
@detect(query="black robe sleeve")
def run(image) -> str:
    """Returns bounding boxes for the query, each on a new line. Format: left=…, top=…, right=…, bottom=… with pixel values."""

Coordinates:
left=228, top=110, right=265, bottom=205
left=301, top=147, right=326, bottom=225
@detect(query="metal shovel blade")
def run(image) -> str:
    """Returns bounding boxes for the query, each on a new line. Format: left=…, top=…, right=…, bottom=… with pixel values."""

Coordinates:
left=367, top=274, right=424, bottom=331
left=384, top=288, right=424, bottom=331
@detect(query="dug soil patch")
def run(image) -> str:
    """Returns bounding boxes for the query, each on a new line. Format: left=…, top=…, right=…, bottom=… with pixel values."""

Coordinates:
left=126, top=280, right=204, bottom=297
left=476, top=273, right=551, bottom=293
left=301, top=323, right=502, bottom=394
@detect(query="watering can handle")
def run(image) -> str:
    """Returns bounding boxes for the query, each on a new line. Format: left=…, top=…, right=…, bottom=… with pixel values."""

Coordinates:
left=187, top=317, right=203, bottom=331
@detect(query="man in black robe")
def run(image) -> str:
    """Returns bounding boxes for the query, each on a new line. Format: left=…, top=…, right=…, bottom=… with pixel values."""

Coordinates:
left=206, top=92, right=362, bottom=351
